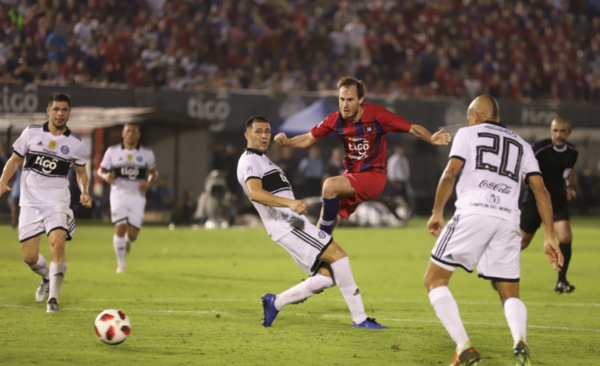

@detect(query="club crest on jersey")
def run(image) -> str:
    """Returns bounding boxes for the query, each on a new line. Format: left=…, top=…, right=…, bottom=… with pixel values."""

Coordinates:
left=48, top=140, right=57, bottom=150
left=136, top=156, right=143, bottom=162
left=318, top=231, right=326, bottom=239
left=60, top=145, right=70, bottom=154
left=127, top=154, right=133, bottom=161
left=366, top=126, right=373, bottom=134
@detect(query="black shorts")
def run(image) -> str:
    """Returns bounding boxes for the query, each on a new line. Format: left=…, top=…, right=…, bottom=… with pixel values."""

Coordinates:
left=519, top=198, right=570, bottom=234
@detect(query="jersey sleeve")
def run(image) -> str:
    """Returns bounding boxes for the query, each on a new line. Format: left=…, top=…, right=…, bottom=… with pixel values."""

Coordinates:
left=448, top=129, right=468, bottom=162
left=522, top=143, right=541, bottom=179
left=310, top=113, right=337, bottom=140
left=72, top=142, right=87, bottom=166
left=147, top=150, right=157, bottom=170
left=99, top=147, right=112, bottom=170
left=371, top=104, right=412, bottom=133
left=12, top=127, right=30, bottom=157
left=241, top=155, right=264, bottom=182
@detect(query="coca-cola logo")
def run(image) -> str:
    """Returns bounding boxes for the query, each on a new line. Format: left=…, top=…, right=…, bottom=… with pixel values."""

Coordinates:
left=479, top=180, right=512, bottom=194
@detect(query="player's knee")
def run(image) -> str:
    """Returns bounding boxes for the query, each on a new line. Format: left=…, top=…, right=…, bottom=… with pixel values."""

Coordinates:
left=23, top=255, right=38, bottom=265
left=115, top=225, right=127, bottom=237
left=127, top=231, right=138, bottom=242
left=322, top=179, right=339, bottom=199
left=557, top=233, right=572, bottom=244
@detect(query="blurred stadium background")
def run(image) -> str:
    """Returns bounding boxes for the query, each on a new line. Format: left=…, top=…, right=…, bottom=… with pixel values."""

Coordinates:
left=1, top=0, right=600, bottom=227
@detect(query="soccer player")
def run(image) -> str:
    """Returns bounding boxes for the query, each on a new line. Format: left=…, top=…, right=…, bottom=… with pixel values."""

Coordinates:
left=519, top=117, right=578, bottom=294
left=274, top=77, right=451, bottom=235
left=97, top=123, right=157, bottom=273
left=239, top=115, right=386, bottom=329
left=423, top=96, right=563, bottom=366
left=0, top=92, right=92, bottom=313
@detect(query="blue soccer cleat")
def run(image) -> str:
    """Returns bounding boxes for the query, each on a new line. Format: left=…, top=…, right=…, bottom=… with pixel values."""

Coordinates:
left=261, top=293, right=279, bottom=327
left=352, top=317, right=388, bottom=329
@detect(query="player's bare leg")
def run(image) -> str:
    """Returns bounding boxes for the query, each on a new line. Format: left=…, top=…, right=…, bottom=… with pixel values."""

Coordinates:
left=125, top=225, right=140, bottom=254
left=319, top=176, right=354, bottom=235
left=424, top=261, right=480, bottom=365
left=113, top=223, right=128, bottom=273
left=520, top=230, right=535, bottom=250
left=21, top=235, right=51, bottom=303
left=554, top=220, right=574, bottom=293
left=496, top=281, right=530, bottom=365
left=47, top=229, right=68, bottom=312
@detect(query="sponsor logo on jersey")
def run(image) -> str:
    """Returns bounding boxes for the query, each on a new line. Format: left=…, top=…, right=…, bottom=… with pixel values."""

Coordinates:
left=479, top=180, right=512, bottom=194
left=247, top=166, right=252, bottom=174
left=347, top=137, right=369, bottom=160
left=36, top=141, right=43, bottom=146
left=120, top=166, right=140, bottom=180
left=127, top=154, right=133, bottom=161
left=60, top=145, right=70, bottom=154
left=35, top=155, right=59, bottom=173
left=48, top=140, right=57, bottom=150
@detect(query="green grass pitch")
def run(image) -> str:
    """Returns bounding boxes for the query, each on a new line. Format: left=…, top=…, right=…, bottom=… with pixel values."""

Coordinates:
left=1, top=218, right=599, bottom=365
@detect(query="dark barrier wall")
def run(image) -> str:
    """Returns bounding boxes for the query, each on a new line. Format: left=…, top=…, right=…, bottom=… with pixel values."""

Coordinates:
left=3, top=84, right=600, bottom=131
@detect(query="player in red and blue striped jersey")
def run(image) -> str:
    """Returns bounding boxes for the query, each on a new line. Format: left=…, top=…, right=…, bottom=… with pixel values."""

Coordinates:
left=275, top=77, right=452, bottom=234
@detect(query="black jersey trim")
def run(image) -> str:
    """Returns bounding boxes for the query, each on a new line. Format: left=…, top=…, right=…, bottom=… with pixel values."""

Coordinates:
left=12, top=148, right=24, bottom=158
left=525, top=171, right=541, bottom=179
left=292, top=228, right=325, bottom=249
left=23, top=168, right=69, bottom=178
left=291, top=230, right=322, bottom=251
left=270, top=187, right=292, bottom=194
left=245, top=176, right=261, bottom=182
left=43, top=122, right=72, bottom=137
left=477, top=274, right=519, bottom=283
left=449, top=155, right=466, bottom=163
left=261, top=170, right=291, bottom=193
left=431, top=254, right=473, bottom=273
left=121, top=143, right=140, bottom=150
left=245, top=148, right=263, bottom=156
left=482, top=120, right=507, bottom=128
left=28, top=150, right=72, bottom=163
left=73, top=162, right=86, bottom=167
left=19, top=230, right=46, bottom=243
left=112, top=217, right=129, bottom=225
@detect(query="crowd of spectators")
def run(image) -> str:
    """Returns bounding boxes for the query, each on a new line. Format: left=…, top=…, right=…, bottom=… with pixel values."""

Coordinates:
left=1, top=0, right=600, bottom=102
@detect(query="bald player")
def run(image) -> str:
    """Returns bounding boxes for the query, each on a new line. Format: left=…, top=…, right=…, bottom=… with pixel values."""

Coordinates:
left=518, top=116, right=578, bottom=294
left=424, top=95, right=562, bottom=366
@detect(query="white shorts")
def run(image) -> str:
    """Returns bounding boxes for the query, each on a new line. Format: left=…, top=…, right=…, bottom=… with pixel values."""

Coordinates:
left=276, top=222, right=333, bottom=276
left=110, top=191, right=146, bottom=229
left=430, top=214, right=522, bottom=282
left=19, top=206, right=75, bottom=243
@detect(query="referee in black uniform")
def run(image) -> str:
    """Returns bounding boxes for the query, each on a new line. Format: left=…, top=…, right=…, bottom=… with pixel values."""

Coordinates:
left=520, top=116, right=578, bottom=294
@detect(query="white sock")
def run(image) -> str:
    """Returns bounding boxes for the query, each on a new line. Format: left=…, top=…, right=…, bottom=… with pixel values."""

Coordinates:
left=504, top=297, right=527, bottom=345
left=274, top=274, right=335, bottom=310
left=113, top=234, right=127, bottom=266
left=49, top=262, right=67, bottom=301
left=28, top=254, right=49, bottom=280
left=330, top=257, right=368, bottom=324
left=429, top=286, right=470, bottom=349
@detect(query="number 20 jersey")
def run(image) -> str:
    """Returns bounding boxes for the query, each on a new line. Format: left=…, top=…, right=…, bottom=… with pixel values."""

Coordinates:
left=12, top=123, right=87, bottom=207
left=450, top=121, right=541, bottom=225
left=100, top=143, right=156, bottom=196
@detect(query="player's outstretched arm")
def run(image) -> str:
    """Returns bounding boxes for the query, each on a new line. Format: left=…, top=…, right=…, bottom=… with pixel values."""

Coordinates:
left=274, top=132, right=317, bottom=149
left=427, top=158, right=464, bottom=238
left=529, top=175, right=563, bottom=270
left=74, top=164, right=92, bottom=208
left=97, top=167, right=115, bottom=184
left=246, top=178, right=307, bottom=215
left=0, top=153, right=24, bottom=197
left=408, top=125, right=452, bottom=146
left=566, top=168, right=578, bottom=202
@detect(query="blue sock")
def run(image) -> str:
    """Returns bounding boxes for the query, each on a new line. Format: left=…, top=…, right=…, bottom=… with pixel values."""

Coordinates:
left=319, top=197, right=340, bottom=235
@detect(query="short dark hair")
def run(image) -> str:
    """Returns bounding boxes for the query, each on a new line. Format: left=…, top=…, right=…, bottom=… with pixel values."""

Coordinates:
left=48, top=92, right=71, bottom=108
left=246, top=115, right=269, bottom=130
left=337, top=77, right=366, bottom=99
left=123, top=122, right=140, bottom=131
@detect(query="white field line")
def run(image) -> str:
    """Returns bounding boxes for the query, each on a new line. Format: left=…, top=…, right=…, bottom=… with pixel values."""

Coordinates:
left=1, top=304, right=599, bottom=333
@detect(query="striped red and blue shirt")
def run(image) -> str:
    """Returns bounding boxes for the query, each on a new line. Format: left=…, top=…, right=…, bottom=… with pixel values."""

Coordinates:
left=310, top=104, right=412, bottom=174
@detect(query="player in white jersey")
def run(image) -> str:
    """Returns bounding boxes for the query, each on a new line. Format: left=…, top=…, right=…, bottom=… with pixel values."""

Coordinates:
left=423, top=96, right=563, bottom=366
left=0, top=93, right=92, bottom=313
left=98, top=123, right=157, bottom=273
left=238, top=115, right=386, bottom=329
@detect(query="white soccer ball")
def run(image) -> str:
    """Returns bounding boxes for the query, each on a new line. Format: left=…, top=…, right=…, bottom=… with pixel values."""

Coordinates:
left=94, top=309, right=131, bottom=345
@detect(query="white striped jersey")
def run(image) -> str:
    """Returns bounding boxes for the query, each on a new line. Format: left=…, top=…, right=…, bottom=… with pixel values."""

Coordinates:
left=449, top=121, right=541, bottom=225
left=12, top=122, right=86, bottom=207
left=237, top=148, right=307, bottom=241
left=99, top=143, right=156, bottom=195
